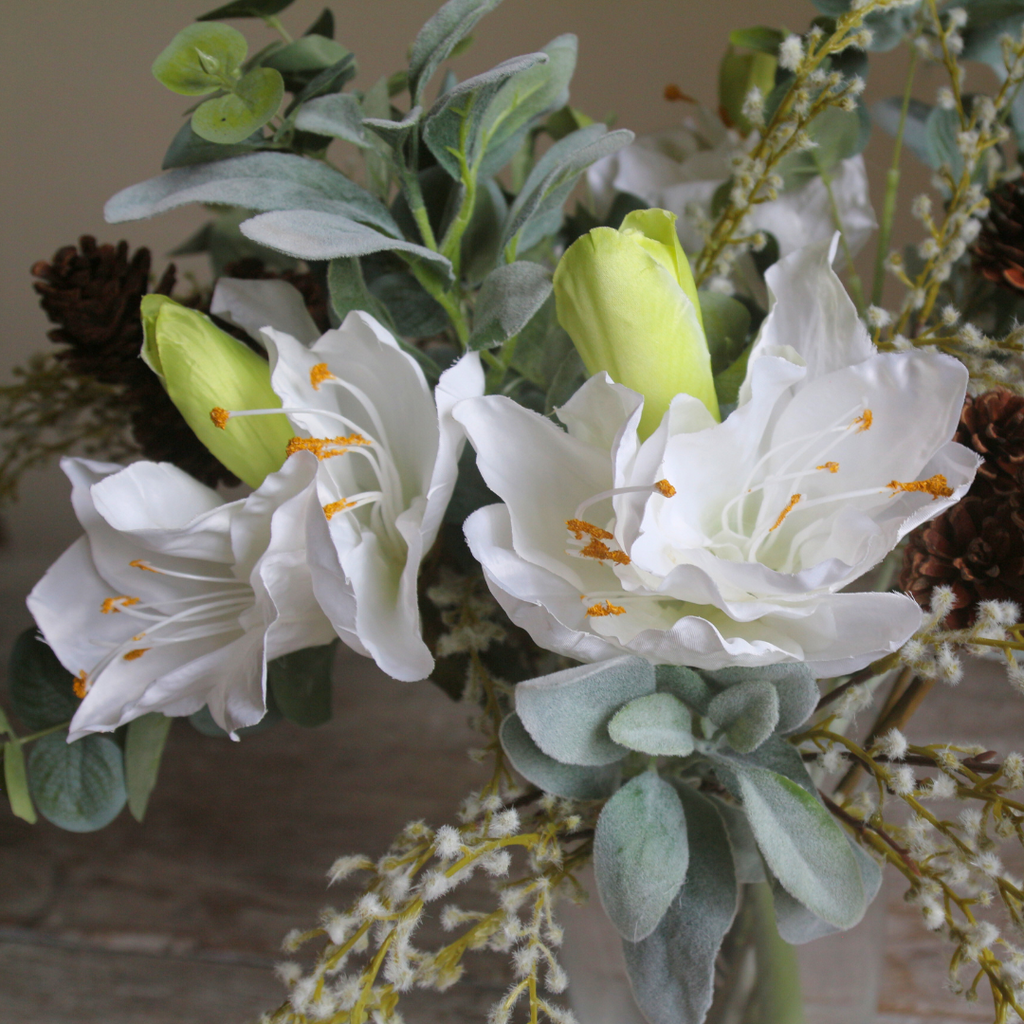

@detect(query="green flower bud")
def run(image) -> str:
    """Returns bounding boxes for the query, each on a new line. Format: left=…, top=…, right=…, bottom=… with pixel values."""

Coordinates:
left=553, top=208, right=720, bottom=437
left=139, top=296, right=293, bottom=488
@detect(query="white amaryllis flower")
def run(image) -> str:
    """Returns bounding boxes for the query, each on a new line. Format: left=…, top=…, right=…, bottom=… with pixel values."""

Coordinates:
left=454, top=238, right=978, bottom=676
left=29, top=453, right=335, bottom=740
left=588, top=114, right=876, bottom=260
left=211, top=289, right=484, bottom=682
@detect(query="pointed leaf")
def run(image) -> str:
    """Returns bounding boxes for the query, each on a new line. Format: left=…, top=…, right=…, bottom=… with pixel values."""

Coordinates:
left=362, top=106, right=423, bottom=151
left=708, top=679, right=779, bottom=753
left=28, top=732, right=127, bottom=833
left=408, top=0, right=504, bottom=104
left=500, top=713, right=620, bottom=799
left=153, top=23, right=248, bottom=96
left=656, top=665, right=714, bottom=714
left=328, top=257, right=396, bottom=331
left=468, top=260, right=551, bottom=350
left=261, top=36, right=350, bottom=80
left=872, top=96, right=932, bottom=167
left=162, top=121, right=265, bottom=170
left=106, top=152, right=398, bottom=237
left=240, top=210, right=454, bottom=280
left=192, top=66, right=284, bottom=144
left=706, top=663, right=818, bottom=734
left=267, top=642, right=337, bottom=728
left=125, top=713, right=172, bottom=822
left=595, top=771, right=689, bottom=941
left=3, top=742, right=37, bottom=824
left=515, top=655, right=655, bottom=766
left=198, top=0, right=294, bottom=18
left=706, top=793, right=766, bottom=883
left=8, top=627, right=79, bottom=732
left=607, top=693, right=694, bottom=757
left=735, top=765, right=865, bottom=928
left=698, top=291, right=751, bottom=376
left=295, top=92, right=369, bottom=146
left=622, top=786, right=737, bottom=1024
left=284, top=55, right=357, bottom=117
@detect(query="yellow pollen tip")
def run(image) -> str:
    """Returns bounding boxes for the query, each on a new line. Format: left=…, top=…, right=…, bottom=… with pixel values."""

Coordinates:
left=578, top=538, right=631, bottom=565
left=129, top=559, right=162, bottom=574
left=853, top=409, right=873, bottom=433
left=132, top=634, right=146, bottom=642
left=817, top=462, right=839, bottom=473
left=886, top=474, right=954, bottom=500
left=123, top=648, right=150, bottom=661
left=287, top=435, right=371, bottom=460
left=101, top=596, right=140, bottom=614
left=769, top=493, right=802, bottom=532
left=323, top=498, right=357, bottom=520
left=210, top=407, right=230, bottom=429
left=566, top=518, right=614, bottom=541
left=654, top=479, right=676, bottom=498
left=309, top=363, right=336, bottom=390
left=73, top=671, right=89, bottom=699
left=586, top=600, right=626, bottom=617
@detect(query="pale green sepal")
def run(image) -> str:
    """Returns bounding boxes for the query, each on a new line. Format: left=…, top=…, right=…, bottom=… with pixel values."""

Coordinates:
left=139, top=294, right=178, bottom=378
left=553, top=207, right=719, bottom=437
left=149, top=299, right=293, bottom=488
left=608, top=692, right=694, bottom=757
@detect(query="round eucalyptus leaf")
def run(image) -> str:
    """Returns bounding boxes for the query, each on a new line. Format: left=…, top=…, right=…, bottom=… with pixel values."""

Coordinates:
left=28, top=732, right=127, bottom=833
left=192, top=67, right=284, bottom=144
left=153, top=23, right=248, bottom=96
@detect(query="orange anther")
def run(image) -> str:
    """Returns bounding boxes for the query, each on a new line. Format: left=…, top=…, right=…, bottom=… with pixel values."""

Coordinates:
left=853, top=409, right=873, bottom=433
left=210, top=407, right=230, bottom=429
left=73, top=671, right=89, bottom=699
left=130, top=560, right=162, bottom=573
left=816, top=462, right=839, bottom=473
left=654, top=479, right=677, bottom=497
left=566, top=518, right=614, bottom=541
left=769, top=494, right=802, bottom=532
left=323, top=498, right=357, bottom=520
left=586, top=600, right=626, bottom=617
left=309, top=363, right=336, bottom=390
left=123, top=649, right=149, bottom=661
left=886, top=474, right=953, bottom=500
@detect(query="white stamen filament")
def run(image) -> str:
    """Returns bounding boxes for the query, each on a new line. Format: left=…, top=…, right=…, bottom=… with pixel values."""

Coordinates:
left=573, top=483, right=670, bottom=522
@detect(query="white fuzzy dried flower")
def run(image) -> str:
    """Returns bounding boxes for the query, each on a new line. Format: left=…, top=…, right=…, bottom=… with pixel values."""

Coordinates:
left=937, top=643, right=963, bottom=686
left=778, top=35, right=805, bottom=71
left=867, top=305, right=893, bottom=328
left=941, top=304, right=961, bottom=327
left=490, top=808, right=521, bottom=838
left=922, top=899, right=946, bottom=930
left=891, top=765, right=917, bottom=795
left=975, top=851, right=1004, bottom=877
left=819, top=747, right=847, bottom=774
left=434, top=825, right=463, bottom=861
left=1004, top=752, right=1024, bottom=788
left=513, top=943, right=540, bottom=978
left=289, top=976, right=318, bottom=1014
left=930, top=772, right=957, bottom=799
left=546, top=961, right=569, bottom=994
left=948, top=7, right=968, bottom=28
left=421, top=870, right=453, bottom=902
left=482, top=850, right=513, bottom=877
left=911, top=194, right=933, bottom=220
left=327, top=854, right=373, bottom=886
left=959, top=807, right=983, bottom=836
left=742, top=86, right=765, bottom=127
left=355, top=893, right=386, bottom=919
left=937, top=86, right=957, bottom=111
left=879, top=728, right=909, bottom=760
left=275, top=960, right=303, bottom=985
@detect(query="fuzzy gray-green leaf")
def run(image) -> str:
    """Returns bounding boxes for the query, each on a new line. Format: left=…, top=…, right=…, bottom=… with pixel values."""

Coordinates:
left=515, top=655, right=655, bottom=766
left=295, top=93, right=369, bottom=146
left=500, top=713, right=621, bottom=799
left=622, top=786, right=737, bottom=1024
left=708, top=679, right=779, bottom=753
left=595, top=771, right=689, bottom=942
left=607, top=693, right=694, bottom=757
left=468, top=261, right=551, bottom=350
left=703, top=662, right=819, bottom=734
left=125, top=713, right=172, bottom=823
left=656, top=665, right=714, bottom=714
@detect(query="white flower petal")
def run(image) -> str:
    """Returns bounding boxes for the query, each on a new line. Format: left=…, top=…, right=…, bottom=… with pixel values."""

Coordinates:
left=212, top=277, right=320, bottom=347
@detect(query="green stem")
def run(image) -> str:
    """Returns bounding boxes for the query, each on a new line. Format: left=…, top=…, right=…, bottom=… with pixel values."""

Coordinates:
left=264, top=15, right=293, bottom=43
left=399, top=167, right=439, bottom=251
left=405, top=261, right=469, bottom=348
left=16, top=720, right=71, bottom=746
left=871, top=46, right=919, bottom=307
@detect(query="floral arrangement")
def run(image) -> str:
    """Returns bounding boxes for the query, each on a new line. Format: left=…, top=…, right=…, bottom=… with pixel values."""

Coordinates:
left=9, top=0, right=1024, bottom=1020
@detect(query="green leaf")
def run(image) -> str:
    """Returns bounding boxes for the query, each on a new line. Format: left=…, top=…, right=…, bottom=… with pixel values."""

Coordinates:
left=479, top=34, right=578, bottom=177
left=362, top=106, right=423, bottom=151
left=515, top=655, right=655, bottom=767
left=408, top=0, right=504, bottom=105
left=240, top=210, right=454, bottom=281
left=198, top=0, right=295, bottom=19
left=714, top=734, right=817, bottom=796
left=468, top=261, right=551, bottom=350
left=713, top=342, right=752, bottom=410
left=594, top=771, right=689, bottom=941
left=283, top=55, right=357, bottom=117
left=8, top=627, right=78, bottom=732
left=925, top=104, right=966, bottom=177
left=771, top=836, right=882, bottom=943
left=777, top=104, right=865, bottom=188
left=328, top=257, right=397, bottom=332
left=423, top=53, right=548, bottom=180
left=260, top=35, right=351, bottom=88
left=502, top=124, right=633, bottom=255
left=655, top=665, right=714, bottom=715
left=705, top=793, right=766, bottom=883
left=106, top=152, right=399, bottom=238
left=294, top=92, right=369, bottom=146
left=370, top=272, right=450, bottom=337
left=607, top=693, right=694, bottom=757
left=622, top=786, right=737, bottom=1024
left=499, top=713, right=621, bottom=799
left=125, top=713, right=172, bottom=822
left=735, top=765, right=865, bottom=928
left=707, top=663, right=819, bottom=735
left=267, top=642, right=337, bottom=728
left=507, top=292, right=574, bottom=389
left=871, top=96, right=932, bottom=166
left=729, top=26, right=786, bottom=54
left=171, top=207, right=298, bottom=277
left=28, top=733, right=127, bottom=833
left=810, top=0, right=915, bottom=50
left=162, top=121, right=265, bottom=170
left=698, top=291, right=751, bottom=376
left=708, top=679, right=780, bottom=754
left=192, top=67, right=285, bottom=144
left=304, top=8, right=334, bottom=39
left=153, top=23, right=248, bottom=96
left=461, top=178, right=509, bottom=284
left=3, top=742, right=37, bottom=824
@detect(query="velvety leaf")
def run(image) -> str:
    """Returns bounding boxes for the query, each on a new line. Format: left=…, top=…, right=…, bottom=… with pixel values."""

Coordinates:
left=198, top=0, right=294, bottom=19
left=507, top=292, right=575, bottom=389
left=3, top=742, right=37, bottom=824
left=294, top=92, right=368, bottom=146
left=810, top=0, right=916, bottom=50
left=708, top=679, right=780, bottom=753
left=772, top=836, right=882, bottom=943
left=327, top=257, right=397, bottom=332
left=502, top=124, right=633, bottom=255
left=622, top=786, right=737, bottom=1023
left=607, top=693, right=694, bottom=757
left=736, top=764, right=865, bottom=928
left=714, top=734, right=817, bottom=795
left=162, top=121, right=266, bottom=170
left=499, top=713, right=621, bottom=799
left=28, top=732, right=127, bottom=833
left=8, top=627, right=79, bottom=732
left=656, top=665, right=714, bottom=714
left=705, top=793, right=766, bottom=883
left=698, top=291, right=751, bottom=376
left=240, top=210, right=454, bottom=280
left=370, top=272, right=449, bottom=337
left=595, top=771, right=689, bottom=941
left=284, top=55, right=357, bottom=116
left=125, top=713, right=172, bottom=822
left=362, top=106, right=423, bottom=151
left=267, top=642, right=337, bottom=728
left=106, top=152, right=398, bottom=237
left=706, top=663, right=819, bottom=735
left=192, top=66, right=285, bottom=144
left=468, top=261, right=551, bottom=350
left=153, top=23, right=248, bottom=96
left=461, top=178, right=508, bottom=283
left=408, top=0, right=504, bottom=104
left=515, top=655, right=655, bottom=766
left=261, top=35, right=349, bottom=80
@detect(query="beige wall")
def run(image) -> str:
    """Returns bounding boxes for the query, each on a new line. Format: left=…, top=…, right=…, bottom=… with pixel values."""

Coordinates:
left=0, top=0, right=935, bottom=576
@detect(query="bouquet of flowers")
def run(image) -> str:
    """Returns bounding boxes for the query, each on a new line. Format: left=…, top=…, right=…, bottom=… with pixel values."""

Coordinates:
left=8, top=0, right=1024, bottom=1020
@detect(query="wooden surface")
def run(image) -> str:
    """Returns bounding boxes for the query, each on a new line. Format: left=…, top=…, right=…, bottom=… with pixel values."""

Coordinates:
left=1, top=557, right=1021, bottom=1023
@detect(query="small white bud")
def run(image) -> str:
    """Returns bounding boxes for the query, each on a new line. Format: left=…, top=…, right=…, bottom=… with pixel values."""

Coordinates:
left=867, top=305, right=892, bottom=328
left=434, top=824, right=463, bottom=861
left=891, top=765, right=917, bottom=795
left=879, top=728, right=909, bottom=760
left=779, top=35, right=805, bottom=71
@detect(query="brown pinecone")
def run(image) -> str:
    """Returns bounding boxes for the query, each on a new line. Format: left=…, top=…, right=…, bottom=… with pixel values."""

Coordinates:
left=31, top=237, right=238, bottom=488
left=955, top=388, right=1024, bottom=497
left=973, top=178, right=1024, bottom=292
left=899, top=494, right=1024, bottom=628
